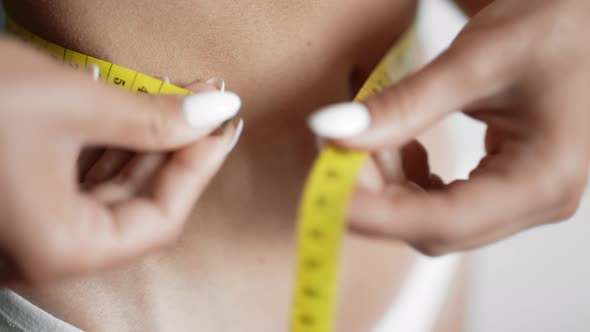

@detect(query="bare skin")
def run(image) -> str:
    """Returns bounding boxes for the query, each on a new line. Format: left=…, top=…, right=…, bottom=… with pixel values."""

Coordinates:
left=2, top=0, right=467, bottom=331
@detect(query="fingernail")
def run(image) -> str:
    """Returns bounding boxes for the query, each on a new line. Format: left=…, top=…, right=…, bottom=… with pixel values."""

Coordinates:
left=206, top=77, right=226, bottom=92
left=182, top=91, right=241, bottom=128
left=88, top=64, right=100, bottom=81
left=308, top=102, right=370, bottom=139
left=227, top=117, right=244, bottom=153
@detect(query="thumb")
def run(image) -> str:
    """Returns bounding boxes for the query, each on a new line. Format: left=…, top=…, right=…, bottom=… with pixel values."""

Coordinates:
left=78, top=85, right=241, bottom=151
left=308, top=44, right=504, bottom=151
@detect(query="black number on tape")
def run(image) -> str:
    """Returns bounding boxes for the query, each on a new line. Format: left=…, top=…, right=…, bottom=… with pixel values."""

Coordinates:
left=299, top=314, right=315, bottom=326
left=308, top=228, right=324, bottom=240
left=325, top=169, right=340, bottom=179
left=303, top=286, right=320, bottom=298
left=304, top=258, right=321, bottom=270
left=315, top=196, right=328, bottom=208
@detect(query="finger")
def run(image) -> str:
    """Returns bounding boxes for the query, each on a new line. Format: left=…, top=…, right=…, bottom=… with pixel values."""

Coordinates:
left=400, top=140, right=431, bottom=188
left=90, top=153, right=165, bottom=204
left=82, top=79, right=223, bottom=189
left=374, top=150, right=405, bottom=183
left=308, top=39, right=514, bottom=150
left=356, top=158, right=387, bottom=193
left=430, top=215, right=533, bottom=254
left=67, top=118, right=242, bottom=272
left=418, top=192, right=567, bottom=254
left=347, top=154, right=543, bottom=254
left=119, top=153, right=166, bottom=193
left=371, top=140, right=432, bottom=187
left=77, top=83, right=241, bottom=151
left=147, top=118, right=243, bottom=219
left=348, top=175, right=516, bottom=253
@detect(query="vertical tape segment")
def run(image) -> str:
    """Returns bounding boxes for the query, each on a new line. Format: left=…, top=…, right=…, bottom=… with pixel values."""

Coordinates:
left=290, top=25, right=417, bottom=332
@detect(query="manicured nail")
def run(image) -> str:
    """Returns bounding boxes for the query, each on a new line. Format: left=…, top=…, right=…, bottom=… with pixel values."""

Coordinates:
left=206, top=77, right=226, bottom=92
left=227, top=117, right=244, bottom=153
left=308, top=102, right=370, bottom=139
left=88, top=64, right=100, bottom=81
left=182, top=91, right=241, bottom=128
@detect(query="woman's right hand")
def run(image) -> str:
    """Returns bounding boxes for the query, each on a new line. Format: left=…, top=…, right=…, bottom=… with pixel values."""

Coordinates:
left=0, top=37, right=242, bottom=284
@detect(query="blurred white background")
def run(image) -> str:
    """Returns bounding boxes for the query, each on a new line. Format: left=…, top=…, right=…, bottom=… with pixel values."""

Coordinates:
left=1, top=1, right=588, bottom=331
left=419, top=1, right=590, bottom=331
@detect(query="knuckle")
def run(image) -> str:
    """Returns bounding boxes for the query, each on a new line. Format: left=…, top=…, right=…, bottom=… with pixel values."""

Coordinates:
left=148, top=107, right=175, bottom=144
left=453, top=26, right=523, bottom=83
left=413, top=243, right=449, bottom=257
left=367, top=77, right=419, bottom=124
left=556, top=197, right=582, bottom=221
left=542, top=155, right=587, bottom=219
left=560, top=178, right=586, bottom=211
left=144, top=97, right=181, bottom=145
left=410, top=220, right=462, bottom=256
left=555, top=182, right=585, bottom=220
left=390, top=79, right=420, bottom=117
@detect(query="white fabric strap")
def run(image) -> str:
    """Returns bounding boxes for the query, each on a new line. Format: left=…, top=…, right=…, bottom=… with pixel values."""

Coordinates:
left=373, top=254, right=462, bottom=332
left=0, top=289, right=83, bottom=332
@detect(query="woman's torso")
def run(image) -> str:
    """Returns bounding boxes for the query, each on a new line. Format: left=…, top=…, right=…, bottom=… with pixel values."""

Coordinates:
left=3, top=1, right=439, bottom=331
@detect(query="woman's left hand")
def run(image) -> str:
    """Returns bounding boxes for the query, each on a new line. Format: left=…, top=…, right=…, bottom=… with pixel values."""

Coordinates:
left=309, top=0, right=590, bottom=255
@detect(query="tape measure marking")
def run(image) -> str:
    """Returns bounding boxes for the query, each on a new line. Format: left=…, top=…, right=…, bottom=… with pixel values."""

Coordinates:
left=292, top=148, right=367, bottom=331
left=5, top=17, right=191, bottom=95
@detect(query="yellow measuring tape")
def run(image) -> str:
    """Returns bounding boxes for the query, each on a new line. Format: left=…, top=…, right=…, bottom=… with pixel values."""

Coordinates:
left=5, top=18, right=192, bottom=95
left=6, top=17, right=417, bottom=332
left=291, top=28, right=417, bottom=332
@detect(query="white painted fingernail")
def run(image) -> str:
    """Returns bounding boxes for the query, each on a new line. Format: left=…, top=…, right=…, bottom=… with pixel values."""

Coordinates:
left=182, top=91, right=241, bottom=128
left=308, top=102, right=370, bottom=139
left=163, top=77, right=171, bottom=84
left=89, top=64, right=100, bottom=81
left=206, top=77, right=226, bottom=93
left=228, top=118, right=244, bottom=153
